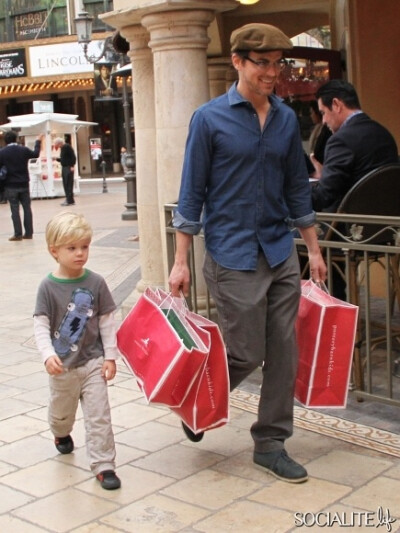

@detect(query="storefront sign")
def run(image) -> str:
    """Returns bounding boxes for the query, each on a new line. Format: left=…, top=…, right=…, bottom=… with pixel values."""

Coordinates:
left=0, top=49, right=27, bottom=79
left=33, top=101, right=54, bottom=113
left=15, top=11, right=49, bottom=40
left=29, top=41, right=105, bottom=77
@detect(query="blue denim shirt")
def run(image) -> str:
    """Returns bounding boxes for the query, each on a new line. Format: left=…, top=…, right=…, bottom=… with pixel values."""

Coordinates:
left=174, top=83, right=315, bottom=270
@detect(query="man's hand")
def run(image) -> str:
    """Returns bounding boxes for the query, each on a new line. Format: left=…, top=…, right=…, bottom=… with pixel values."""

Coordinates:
left=168, top=231, right=193, bottom=297
left=168, top=262, right=190, bottom=297
left=298, top=225, right=327, bottom=284
left=308, top=251, right=327, bottom=284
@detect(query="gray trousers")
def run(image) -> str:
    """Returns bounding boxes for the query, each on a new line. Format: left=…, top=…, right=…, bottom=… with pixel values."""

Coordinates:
left=203, top=247, right=301, bottom=453
left=48, top=357, right=116, bottom=475
left=61, top=166, right=74, bottom=204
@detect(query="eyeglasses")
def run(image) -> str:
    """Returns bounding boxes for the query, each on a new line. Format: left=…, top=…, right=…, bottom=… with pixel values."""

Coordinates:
left=244, top=56, right=286, bottom=71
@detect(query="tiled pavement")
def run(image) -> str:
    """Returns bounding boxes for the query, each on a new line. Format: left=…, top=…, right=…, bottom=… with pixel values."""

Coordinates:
left=0, top=179, right=400, bottom=532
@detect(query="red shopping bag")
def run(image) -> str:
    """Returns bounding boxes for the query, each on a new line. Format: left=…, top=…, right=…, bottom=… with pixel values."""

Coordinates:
left=117, top=288, right=208, bottom=407
left=171, top=311, right=230, bottom=434
left=295, top=280, right=359, bottom=408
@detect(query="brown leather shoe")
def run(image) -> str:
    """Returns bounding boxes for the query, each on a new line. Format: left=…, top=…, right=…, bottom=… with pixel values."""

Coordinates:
left=9, top=235, right=23, bottom=241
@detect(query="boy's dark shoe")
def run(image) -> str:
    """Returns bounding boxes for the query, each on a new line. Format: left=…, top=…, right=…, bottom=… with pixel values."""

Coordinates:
left=253, top=449, right=308, bottom=483
left=55, top=435, right=74, bottom=454
left=9, top=235, right=22, bottom=241
left=96, top=470, right=121, bottom=490
left=181, top=422, right=204, bottom=442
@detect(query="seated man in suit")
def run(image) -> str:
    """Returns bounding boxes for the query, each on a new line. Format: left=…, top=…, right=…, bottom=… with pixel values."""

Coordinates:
left=308, top=80, right=398, bottom=299
left=311, top=80, right=398, bottom=212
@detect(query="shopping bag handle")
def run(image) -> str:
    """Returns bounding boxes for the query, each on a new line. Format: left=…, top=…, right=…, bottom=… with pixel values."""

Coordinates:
left=153, top=288, right=189, bottom=317
left=303, top=279, right=333, bottom=300
left=312, top=280, right=329, bottom=293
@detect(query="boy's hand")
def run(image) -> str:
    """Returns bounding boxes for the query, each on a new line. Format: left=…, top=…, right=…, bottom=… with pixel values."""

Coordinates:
left=102, top=360, right=117, bottom=381
left=45, top=355, right=64, bottom=375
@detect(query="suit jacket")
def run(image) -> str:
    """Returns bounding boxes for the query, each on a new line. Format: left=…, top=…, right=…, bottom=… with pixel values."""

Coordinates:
left=311, top=112, right=398, bottom=212
left=312, top=124, right=332, bottom=164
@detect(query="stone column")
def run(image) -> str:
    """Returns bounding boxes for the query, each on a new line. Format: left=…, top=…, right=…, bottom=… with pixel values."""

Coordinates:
left=100, top=1, right=238, bottom=306
left=141, top=9, right=215, bottom=287
left=208, top=57, right=232, bottom=98
left=121, top=25, right=165, bottom=307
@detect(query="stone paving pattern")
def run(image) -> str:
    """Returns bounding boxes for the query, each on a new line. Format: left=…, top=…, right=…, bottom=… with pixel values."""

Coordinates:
left=0, top=179, right=399, bottom=532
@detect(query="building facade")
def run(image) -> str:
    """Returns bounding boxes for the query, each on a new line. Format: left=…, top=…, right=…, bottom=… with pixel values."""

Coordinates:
left=97, top=0, right=400, bottom=302
left=0, top=0, right=132, bottom=175
left=1, top=0, right=399, bottom=302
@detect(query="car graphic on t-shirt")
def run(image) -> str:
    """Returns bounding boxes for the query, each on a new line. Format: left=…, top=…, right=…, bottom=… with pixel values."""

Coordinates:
left=53, top=288, right=94, bottom=357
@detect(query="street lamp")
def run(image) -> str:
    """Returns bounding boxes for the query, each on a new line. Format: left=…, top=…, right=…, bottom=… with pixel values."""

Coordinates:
left=74, top=14, right=137, bottom=220
left=74, top=11, right=113, bottom=64
left=112, top=64, right=137, bottom=221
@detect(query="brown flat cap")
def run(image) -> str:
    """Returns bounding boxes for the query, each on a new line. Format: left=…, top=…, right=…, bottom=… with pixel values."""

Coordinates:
left=230, top=23, right=293, bottom=53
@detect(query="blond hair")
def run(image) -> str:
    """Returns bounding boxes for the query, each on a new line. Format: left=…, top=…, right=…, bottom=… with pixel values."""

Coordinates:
left=46, top=212, right=93, bottom=249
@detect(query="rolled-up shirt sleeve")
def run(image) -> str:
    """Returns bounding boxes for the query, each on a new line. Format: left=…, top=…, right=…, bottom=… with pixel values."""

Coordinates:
left=287, top=210, right=316, bottom=229
left=172, top=209, right=203, bottom=235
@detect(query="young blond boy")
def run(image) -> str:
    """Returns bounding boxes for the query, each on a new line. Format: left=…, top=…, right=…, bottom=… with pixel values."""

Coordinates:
left=33, top=212, right=121, bottom=490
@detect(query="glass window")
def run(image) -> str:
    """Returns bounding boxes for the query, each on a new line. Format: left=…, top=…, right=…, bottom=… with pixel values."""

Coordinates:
left=1, top=0, right=114, bottom=43
left=0, top=0, right=115, bottom=41
left=4, top=0, right=67, bottom=41
left=0, top=1, right=6, bottom=42
left=13, top=0, right=48, bottom=10
left=83, top=0, right=114, bottom=32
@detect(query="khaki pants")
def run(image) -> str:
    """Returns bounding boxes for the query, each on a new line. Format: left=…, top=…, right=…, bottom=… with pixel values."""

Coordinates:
left=48, top=357, right=116, bottom=475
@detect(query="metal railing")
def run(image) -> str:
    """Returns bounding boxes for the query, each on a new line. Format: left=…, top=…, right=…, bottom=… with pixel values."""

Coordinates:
left=165, top=204, right=400, bottom=407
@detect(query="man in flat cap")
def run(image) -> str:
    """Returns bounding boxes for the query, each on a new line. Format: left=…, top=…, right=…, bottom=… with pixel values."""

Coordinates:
left=169, top=23, right=326, bottom=483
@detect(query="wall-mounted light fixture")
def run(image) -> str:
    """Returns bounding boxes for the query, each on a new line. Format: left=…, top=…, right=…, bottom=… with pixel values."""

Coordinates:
left=237, top=0, right=261, bottom=5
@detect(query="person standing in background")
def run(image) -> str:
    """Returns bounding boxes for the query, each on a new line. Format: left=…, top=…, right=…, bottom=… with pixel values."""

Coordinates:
left=120, top=146, right=128, bottom=174
left=0, top=130, right=43, bottom=241
left=54, top=137, right=76, bottom=206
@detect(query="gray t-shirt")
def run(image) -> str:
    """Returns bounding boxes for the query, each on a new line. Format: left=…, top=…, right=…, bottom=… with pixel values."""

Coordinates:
left=34, top=269, right=116, bottom=368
